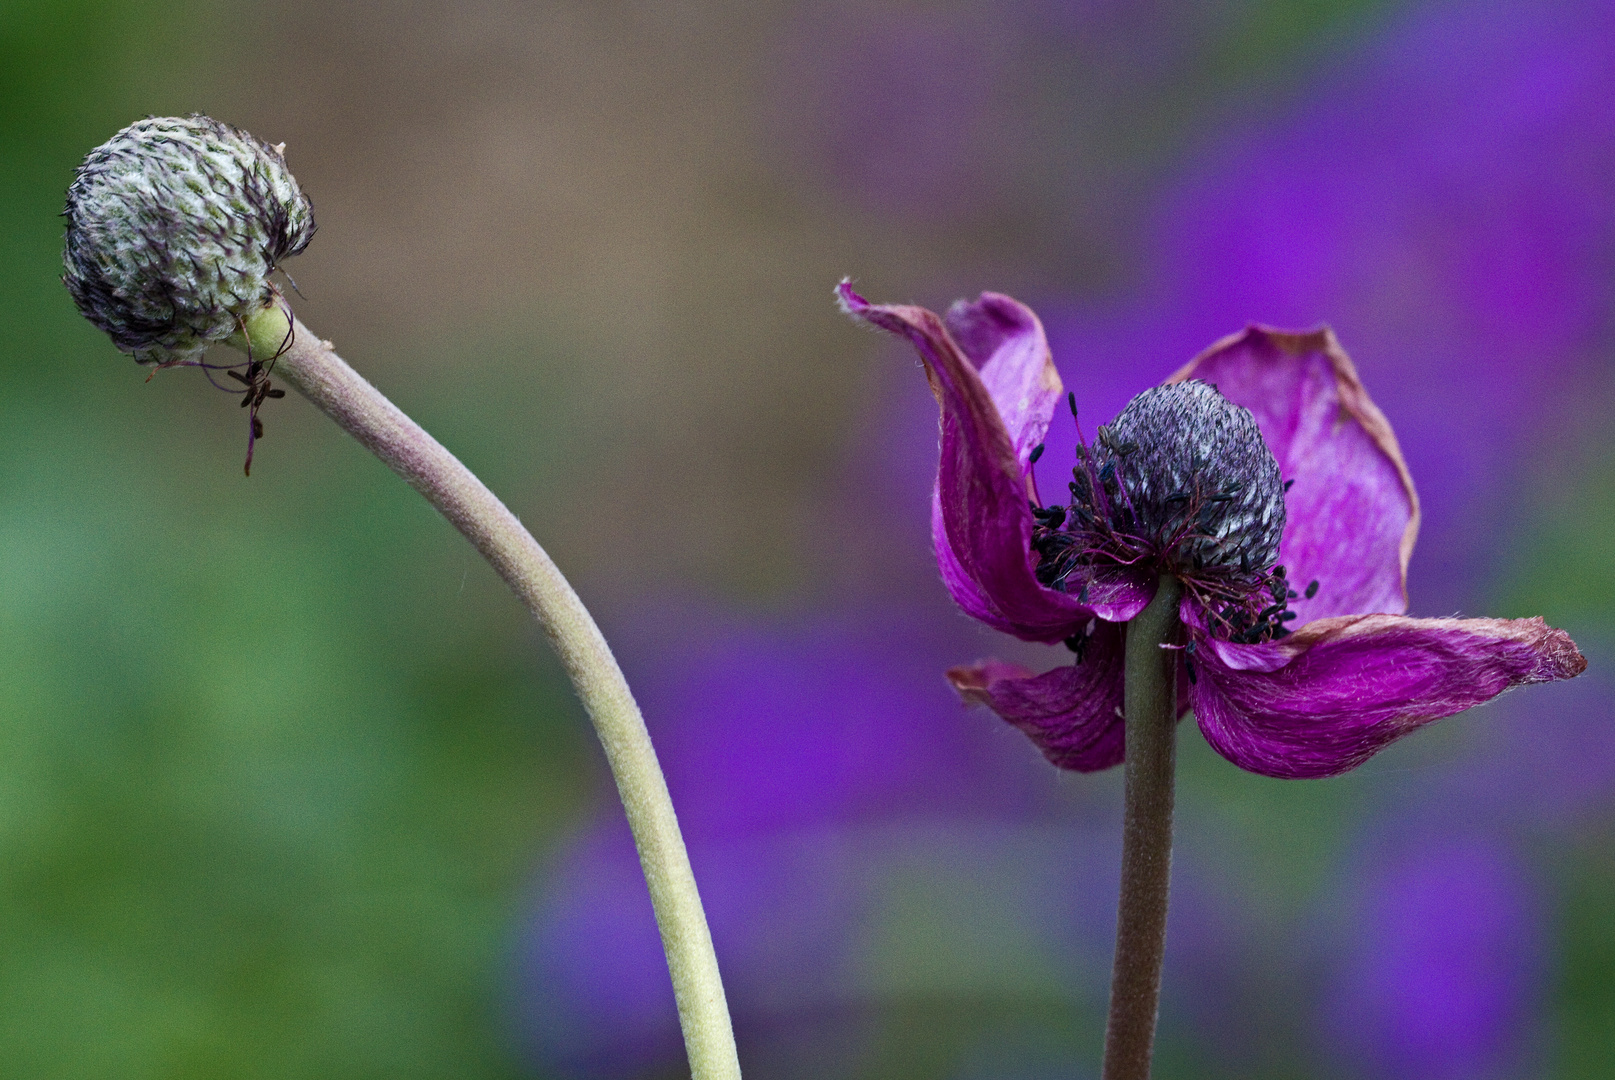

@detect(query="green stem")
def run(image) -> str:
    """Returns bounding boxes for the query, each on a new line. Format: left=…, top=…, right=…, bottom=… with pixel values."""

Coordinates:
left=1102, top=574, right=1183, bottom=1080
left=247, top=306, right=742, bottom=1080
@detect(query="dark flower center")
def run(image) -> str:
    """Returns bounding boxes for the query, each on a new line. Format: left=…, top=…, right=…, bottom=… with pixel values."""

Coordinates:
left=1032, top=380, right=1300, bottom=643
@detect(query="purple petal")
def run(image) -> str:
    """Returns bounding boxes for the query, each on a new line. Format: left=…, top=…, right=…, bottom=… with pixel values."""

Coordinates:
left=943, top=291, right=1063, bottom=496
left=1189, top=612, right=1586, bottom=779
left=1168, top=325, right=1419, bottom=621
left=928, top=494, right=1016, bottom=629
left=839, top=281, right=1151, bottom=638
left=947, top=621, right=1127, bottom=771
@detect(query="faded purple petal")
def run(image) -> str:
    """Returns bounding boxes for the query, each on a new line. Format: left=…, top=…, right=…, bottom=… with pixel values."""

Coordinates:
left=1169, top=325, right=1419, bottom=621
left=929, top=494, right=1018, bottom=629
left=1190, top=613, right=1587, bottom=779
left=944, top=292, right=1063, bottom=493
left=839, top=281, right=1151, bottom=637
left=948, top=621, right=1126, bottom=771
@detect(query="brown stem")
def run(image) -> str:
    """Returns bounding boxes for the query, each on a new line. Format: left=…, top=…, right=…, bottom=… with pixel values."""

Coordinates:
left=1102, top=574, right=1182, bottom=1080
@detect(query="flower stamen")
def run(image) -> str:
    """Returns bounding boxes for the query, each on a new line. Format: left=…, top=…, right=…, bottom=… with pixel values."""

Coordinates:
left=1031, top=381, right=1291, bottom=642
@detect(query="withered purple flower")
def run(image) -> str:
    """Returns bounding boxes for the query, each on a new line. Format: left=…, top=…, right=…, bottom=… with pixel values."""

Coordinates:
left=838, top=282, right=1586, bottom=779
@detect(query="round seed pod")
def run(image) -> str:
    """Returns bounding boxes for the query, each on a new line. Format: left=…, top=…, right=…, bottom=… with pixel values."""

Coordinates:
left=62, top=114, right=315, bottom=365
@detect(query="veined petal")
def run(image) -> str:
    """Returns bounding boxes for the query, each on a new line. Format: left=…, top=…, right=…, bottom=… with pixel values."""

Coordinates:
left=839, top=281, right=1151, bottom=637
left=930, top=494, right=1015, bottom=631
left=948, top=621, right=1127, bottom=772
left=1168, top=326, right=1419, bottom=620
left=943, top=291, right=1062, bottom=499
left=1189, top=612, right=1586, bottom=779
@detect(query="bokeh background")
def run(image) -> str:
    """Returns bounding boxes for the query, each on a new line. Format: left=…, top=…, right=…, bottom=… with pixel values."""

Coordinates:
left=4, top=0, right=1614, bottom=1076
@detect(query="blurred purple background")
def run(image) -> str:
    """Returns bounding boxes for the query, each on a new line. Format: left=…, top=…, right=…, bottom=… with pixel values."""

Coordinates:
left=518, top=1, right=1615, bottom=1076
left=13, top=0, right=1615, bottom=1076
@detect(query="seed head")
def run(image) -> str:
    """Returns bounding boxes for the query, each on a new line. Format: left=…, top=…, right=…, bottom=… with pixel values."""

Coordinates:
left=62, top=114, right=315, bottom=366
left=1034, top=379, right=1288, bottom=612
left=1097, top=380, right=1285, bottom=572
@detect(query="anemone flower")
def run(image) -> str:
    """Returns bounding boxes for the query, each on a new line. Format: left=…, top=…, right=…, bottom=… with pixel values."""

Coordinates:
left=837, top=281, right=1586, bottom=781
left=840, top=280, right=1587, bottom=1076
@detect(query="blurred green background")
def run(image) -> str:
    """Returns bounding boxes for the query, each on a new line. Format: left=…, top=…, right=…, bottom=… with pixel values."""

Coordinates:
left=5, top=0, right=1613, bottom=1077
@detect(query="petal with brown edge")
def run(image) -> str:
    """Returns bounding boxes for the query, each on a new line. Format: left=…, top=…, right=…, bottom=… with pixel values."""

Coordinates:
left=1168, top=325, right=1419, bottom=621
left=1189, top=612, right=1586, bottom=779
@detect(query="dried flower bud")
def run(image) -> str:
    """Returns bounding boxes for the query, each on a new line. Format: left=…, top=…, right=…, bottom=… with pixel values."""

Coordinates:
left=62, top=114, right=315, bottom=366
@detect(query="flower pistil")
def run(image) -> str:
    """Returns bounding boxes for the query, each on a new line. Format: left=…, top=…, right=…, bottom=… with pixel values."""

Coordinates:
left=1033, top=380, right=1297, bottom=647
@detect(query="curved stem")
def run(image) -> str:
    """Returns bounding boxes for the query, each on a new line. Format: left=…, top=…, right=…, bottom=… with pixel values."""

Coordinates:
left=248, top=307, right=741, bottom=1080
left=1102, top=574, right=1182, bottom=1080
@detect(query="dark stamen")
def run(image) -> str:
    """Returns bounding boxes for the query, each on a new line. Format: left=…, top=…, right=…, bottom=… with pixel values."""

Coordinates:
left=1031, top=502, right=1068, bottom=529
left=1064, top=633, right=1089, bottom=664
left=1028, top=380, right=1286, bottom=645
left=1029, top=443, right=1045, bottom=464
left=1305, top=579, right=1319, bottom=599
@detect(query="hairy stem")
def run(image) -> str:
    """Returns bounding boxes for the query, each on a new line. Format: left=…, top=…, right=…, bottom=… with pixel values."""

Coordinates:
left=1102, top=575, right=1182, bottom=1080
left=249, top=306, right=741, bottom=1080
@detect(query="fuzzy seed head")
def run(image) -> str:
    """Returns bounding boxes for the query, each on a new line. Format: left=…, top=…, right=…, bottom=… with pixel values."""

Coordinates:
left=62, top=114, right=315, bottom=365
left=1100, top=380, right=1285, bottom=571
